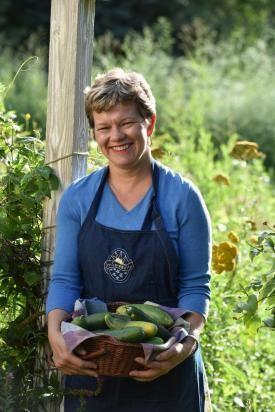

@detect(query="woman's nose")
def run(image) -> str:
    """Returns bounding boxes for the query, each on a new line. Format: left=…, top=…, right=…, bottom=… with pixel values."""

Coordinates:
left=110, top=125, right=125, bottom=141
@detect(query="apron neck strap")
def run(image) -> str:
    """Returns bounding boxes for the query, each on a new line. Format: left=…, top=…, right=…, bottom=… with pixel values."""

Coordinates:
left=141, top=161, right=160, bottom=230
left=89, top=167, right=109, bottom=219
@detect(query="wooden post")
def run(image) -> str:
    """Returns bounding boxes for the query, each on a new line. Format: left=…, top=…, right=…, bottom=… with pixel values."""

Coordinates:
left=41, top=1, right=95, bottom=410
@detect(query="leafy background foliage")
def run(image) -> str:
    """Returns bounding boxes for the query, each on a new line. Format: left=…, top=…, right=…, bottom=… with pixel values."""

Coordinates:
left=1, top=0, right=274, bottom=49
left=0, top=4, right=274, bottom=411
left=0, top=104, right=60, bottom=410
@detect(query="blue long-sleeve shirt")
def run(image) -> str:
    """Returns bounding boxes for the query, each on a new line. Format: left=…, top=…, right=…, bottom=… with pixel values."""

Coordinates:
left=46, top=162, right=212, bottom=318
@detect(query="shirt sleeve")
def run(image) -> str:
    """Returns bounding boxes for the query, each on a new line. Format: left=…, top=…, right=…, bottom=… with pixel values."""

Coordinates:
left=177, top=184, right=212, bottom=319
left=46, top=187, right=83, bottom=315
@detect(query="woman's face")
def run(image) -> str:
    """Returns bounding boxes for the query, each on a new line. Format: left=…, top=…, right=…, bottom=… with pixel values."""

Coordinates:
left=93, top=101, right=156, bottom=171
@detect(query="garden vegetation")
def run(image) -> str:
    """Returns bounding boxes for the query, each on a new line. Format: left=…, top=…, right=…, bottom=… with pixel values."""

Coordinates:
left=0, top=20, right=274, bottom=411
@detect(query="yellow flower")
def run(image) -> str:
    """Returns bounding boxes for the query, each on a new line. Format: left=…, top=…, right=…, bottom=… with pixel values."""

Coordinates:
left=212, top=173, right=231, bottom=186
left=230, top=140, right=263, bottom=161
left=249, top=235, right=259, bottom=245
left=227, top=231, right=239, bottom=243
left=212, top=241, right=238, bottom=274
left=25, top=113, right=31, bottom=120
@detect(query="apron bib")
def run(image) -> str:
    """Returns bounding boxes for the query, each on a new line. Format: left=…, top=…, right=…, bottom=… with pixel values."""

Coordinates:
left=64, top=162, right=205, bottom=411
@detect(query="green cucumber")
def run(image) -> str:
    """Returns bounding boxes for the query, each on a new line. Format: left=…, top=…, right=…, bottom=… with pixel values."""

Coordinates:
left=104, top=313, right=131, bottom=329
left=117, top=303, right=174, bottom=328
left=84, top=312, right=109, bottom=331
left=105, top=313, right=157, bottom=338
left=119, top=305, right=172, bottom=341
left=124, top=321, right=157, bottom=338
left=95, top=326, right=145, bottom=343
left=71, top=315, right=88, bottom=329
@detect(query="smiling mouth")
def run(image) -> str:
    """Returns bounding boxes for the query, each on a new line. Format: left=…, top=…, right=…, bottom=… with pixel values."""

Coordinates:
left=111, top=144, right=131, bottom=152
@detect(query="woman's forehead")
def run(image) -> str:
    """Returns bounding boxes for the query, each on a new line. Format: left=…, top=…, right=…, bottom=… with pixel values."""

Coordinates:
left=93, top=101, right=141, bottom=123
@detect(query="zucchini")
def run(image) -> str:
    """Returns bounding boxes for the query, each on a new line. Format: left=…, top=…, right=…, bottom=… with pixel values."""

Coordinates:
left=95, top=326, right=145, bottom=343
left=71, top=315, right=88, bottom=329
left=104, top=313, right=131, bottom=329
left=119, top=305, right=172, bottom=341
left=125, top=321, right=157, bottom=338
left=105, top=313, right=157, bottom=338
left=117, top=303, right=174, bottom=328
left=84, top=312, right=109, bottom=331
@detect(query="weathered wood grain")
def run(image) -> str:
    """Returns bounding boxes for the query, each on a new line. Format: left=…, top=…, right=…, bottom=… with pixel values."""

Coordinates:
left=40, top=1, right=95, bottom=411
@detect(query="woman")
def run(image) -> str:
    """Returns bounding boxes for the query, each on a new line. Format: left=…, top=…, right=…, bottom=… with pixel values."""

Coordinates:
left=47, top=68, right=212, bottom=411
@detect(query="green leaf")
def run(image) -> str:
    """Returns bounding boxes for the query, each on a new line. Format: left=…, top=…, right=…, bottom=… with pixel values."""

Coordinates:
left=258, top=231, right=269, bottom=243
left=250, top=279, right=262, bottom=291
left=234, top=302, right=248, bottom=313
left=17, top=136, right=43, bottom=145
left=244, top=294, right=258, bottom=316
left=263, top=237, right=275, bottom=251
left=234, top=294, right=258, bottom=318
left=21, top=195, right=36, bottom=208
left=263, top=316, right=275, bottom=328
left=25, top=179, right=39, bottom=193
left=249, top=248, right=261, bottom=261
left=49, top=173, right=60, bottom=191
left=38, top=165, right=51, bottom=179
left=267, top=294, right=275, bottom=306
left=23, top=271, right=40, bottom=286
left=245, top=314, right=262, bottom=333
left=259, top=278, right=275, bottom=300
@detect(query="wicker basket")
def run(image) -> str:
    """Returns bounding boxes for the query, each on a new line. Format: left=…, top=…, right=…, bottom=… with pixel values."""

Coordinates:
left=80, top=302, right=144, bottom=377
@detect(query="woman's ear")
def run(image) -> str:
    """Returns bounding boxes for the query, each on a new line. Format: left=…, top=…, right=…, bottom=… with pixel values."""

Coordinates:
left=147, top=114, right=157, bottom=136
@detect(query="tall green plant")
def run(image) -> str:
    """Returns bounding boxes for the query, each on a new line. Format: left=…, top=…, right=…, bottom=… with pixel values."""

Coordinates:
left=234, top=228, right=275, bottom=330
left=0, top=97, right=59, bottom=409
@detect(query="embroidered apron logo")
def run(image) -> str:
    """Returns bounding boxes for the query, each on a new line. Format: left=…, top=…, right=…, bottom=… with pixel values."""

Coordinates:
left=104, top=248, right=134, bottom=283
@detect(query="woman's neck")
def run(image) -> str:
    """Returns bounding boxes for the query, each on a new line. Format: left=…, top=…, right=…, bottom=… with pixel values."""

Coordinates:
left=107, top=155, right=153, bottom=211
left=108, top=155, right=153, bottom=188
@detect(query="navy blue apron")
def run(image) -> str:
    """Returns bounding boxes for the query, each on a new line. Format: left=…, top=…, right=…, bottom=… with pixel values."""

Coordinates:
left=64, top=162, right=205, bottom=411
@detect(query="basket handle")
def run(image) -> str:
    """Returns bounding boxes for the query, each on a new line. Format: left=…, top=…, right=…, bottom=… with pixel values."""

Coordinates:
left=82, top=348, right=107, bottom=360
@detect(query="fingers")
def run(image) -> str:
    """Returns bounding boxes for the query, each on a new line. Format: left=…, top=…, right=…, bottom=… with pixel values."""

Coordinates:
left=130, top=357, right=169, bottom=381
left=130, top=344, right=186, bottom=381
left=49, top=331, right=98, bottom=377
left=71, top=354, right=98, bottom=371
left=134, top=357, right=167, bottom=370
left=155, top=343, right=183, bottom=361
left=53, top=352, right=98, bottom=377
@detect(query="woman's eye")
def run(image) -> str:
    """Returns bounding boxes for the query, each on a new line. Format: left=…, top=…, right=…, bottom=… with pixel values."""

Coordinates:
left=122, top=122, right=134, bottom=127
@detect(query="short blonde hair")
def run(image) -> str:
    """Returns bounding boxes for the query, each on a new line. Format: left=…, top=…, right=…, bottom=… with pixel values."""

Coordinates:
left=84, top=68, right=156, bottom=128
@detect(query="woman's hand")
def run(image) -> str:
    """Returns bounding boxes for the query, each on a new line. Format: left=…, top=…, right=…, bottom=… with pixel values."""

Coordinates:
left=129, top=338, right=196, bottom=382
left=47, top=309, right=98, bottom=378
left=49, top=330, right=98, bottom=377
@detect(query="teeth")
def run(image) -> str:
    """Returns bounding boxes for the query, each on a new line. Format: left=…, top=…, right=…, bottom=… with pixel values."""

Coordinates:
left=112, top=144, right=130, bottom=151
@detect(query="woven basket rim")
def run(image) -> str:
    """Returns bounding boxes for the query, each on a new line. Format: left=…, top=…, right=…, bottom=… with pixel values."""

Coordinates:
left=84, top=331, right=142, bottom=348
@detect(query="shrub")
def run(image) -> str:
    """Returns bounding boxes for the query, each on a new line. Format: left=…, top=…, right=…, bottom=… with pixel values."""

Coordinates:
left=0, top=91, right=60, bottom=409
